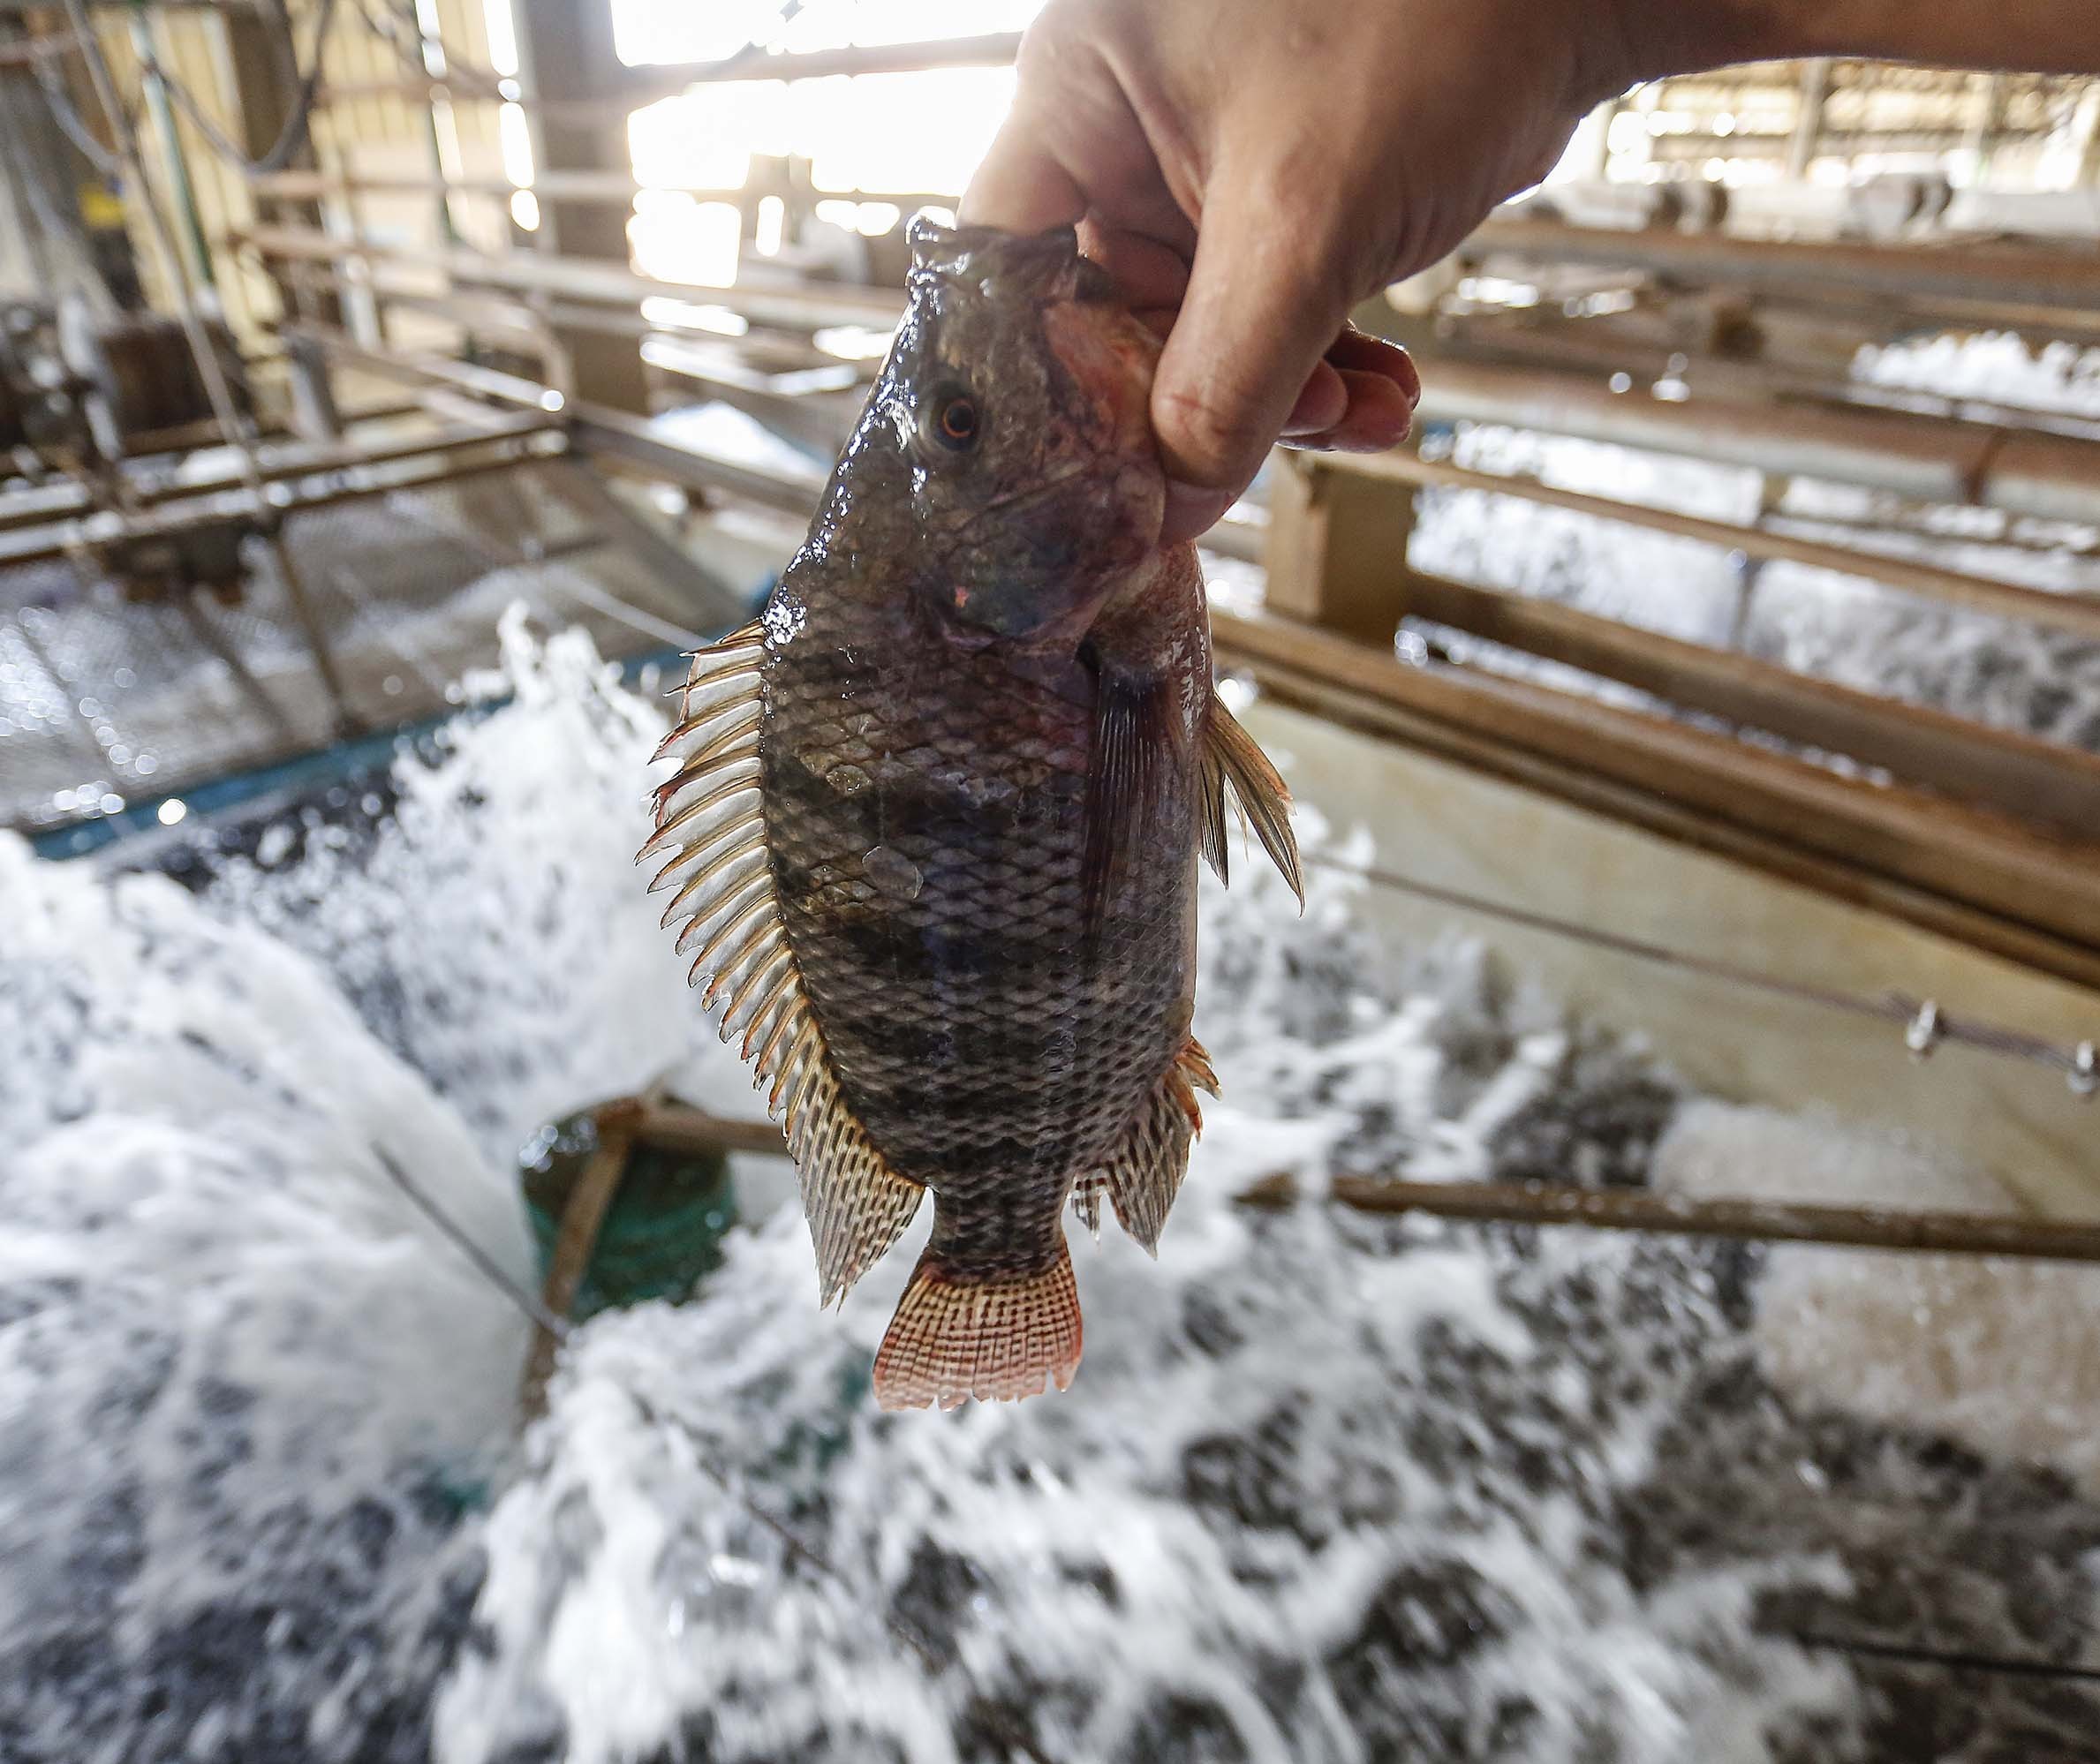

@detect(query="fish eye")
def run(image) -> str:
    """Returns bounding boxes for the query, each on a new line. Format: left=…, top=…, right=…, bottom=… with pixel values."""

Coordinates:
left=926, top=389, right=980, bottom=452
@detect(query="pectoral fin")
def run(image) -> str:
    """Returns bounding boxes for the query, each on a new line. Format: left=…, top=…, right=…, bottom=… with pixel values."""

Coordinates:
left=1073, top=1038, right=1219, bottom=1255
left=1199, top=691, right=1304, bottom=907
left=1082, top=659, right=1175, bottom=930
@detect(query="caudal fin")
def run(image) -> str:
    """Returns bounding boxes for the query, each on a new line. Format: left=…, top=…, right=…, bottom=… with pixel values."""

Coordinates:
left=872, top=1240, right=1082, bottom=1411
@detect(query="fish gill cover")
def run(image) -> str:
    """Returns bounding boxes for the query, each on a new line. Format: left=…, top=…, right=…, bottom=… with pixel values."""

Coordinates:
left=0, top=611, right=2096, bottom=1762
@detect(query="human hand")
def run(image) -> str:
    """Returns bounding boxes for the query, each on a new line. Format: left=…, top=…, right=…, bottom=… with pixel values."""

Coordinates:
left=962, top=0, right=1634, bottom=539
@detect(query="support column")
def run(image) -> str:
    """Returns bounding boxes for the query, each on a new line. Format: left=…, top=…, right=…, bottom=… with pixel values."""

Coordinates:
left=512, top=0, right=649, bottom=412
left=1264, top=453, right=1417, bottom=649
left=1786, top=58, right=1831, bottom=183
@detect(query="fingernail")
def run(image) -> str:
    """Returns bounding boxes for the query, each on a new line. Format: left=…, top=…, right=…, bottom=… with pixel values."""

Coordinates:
left=1160, top=480, right=1236, bottom=546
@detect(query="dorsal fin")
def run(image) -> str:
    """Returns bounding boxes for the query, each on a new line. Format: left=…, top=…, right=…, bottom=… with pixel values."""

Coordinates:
left=641, top=622, right=922, bottom=1306
left=1198, top=690, right=1304, bottom=907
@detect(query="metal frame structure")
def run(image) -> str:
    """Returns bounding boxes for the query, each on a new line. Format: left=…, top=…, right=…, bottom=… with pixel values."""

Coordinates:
left=3, top=0, right=2096, bottom=1224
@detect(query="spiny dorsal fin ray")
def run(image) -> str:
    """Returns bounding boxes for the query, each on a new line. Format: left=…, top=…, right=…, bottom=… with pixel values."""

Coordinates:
left=1199, top=690, right=1304, bottom=908
left=1075, top=1037, right=1217, bottom=1255
left=642, top=621, right=923, bottom=1307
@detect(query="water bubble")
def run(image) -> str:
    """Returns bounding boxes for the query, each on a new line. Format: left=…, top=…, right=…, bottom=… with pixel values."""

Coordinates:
left=862, top=844, right=923, bottom=901
left=827, top=763, right=872, bottom=796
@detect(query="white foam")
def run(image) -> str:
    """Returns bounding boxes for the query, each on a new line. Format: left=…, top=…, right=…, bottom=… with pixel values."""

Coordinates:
left=6, top=613, right=2091, bottom=1761
left=1657, top=1100, right=2100, bottom=1489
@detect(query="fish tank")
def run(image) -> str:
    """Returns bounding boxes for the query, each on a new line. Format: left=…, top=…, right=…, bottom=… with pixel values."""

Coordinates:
left=4, top=578, right=2098, bottom=1761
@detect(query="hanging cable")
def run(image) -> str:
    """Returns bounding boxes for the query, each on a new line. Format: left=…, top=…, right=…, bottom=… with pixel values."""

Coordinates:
left=1303, top=851, right=2098, bottom=1095
left=61, top=0, right=265, bottom=502
left=28, top=35, right=127, bottom=180
left=351, top=0, right=504, bottom=100
left=135, top=0, right=339, bottom=176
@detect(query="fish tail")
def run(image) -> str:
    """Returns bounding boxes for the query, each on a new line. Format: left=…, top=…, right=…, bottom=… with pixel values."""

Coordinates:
left=872, top=1225, right=1082, bottom=1412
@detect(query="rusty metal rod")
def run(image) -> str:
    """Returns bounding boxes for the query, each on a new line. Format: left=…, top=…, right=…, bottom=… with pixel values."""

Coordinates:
left=594, top=1110, right=2100, bottom=1265
left=0, top=433, right=567, bottom=568
left=1261, top=1175, right=2100, bottom=1264
left=0, top=415, right=554, bottom=534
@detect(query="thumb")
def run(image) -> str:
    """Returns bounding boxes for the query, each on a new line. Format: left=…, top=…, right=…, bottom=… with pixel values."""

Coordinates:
left=1152, top=172, right=1359, bottom=522
left=960, top=103, right=1086, bottom=232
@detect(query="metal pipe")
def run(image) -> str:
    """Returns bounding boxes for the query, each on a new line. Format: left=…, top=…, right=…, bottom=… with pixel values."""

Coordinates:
left=0, top=431, right=567, bottom=567
left=235, top=220, right=907, bottom=330
left=64, top=0, right=255, bottom=486
left=0, top=413, right=557, bottom=532
left=250, top=165, right=955, bottom=213
left=316, top=31, right=1023, bottom=111
left=261, top=528, right=356, bottom=735
left=127, top=0, right=215, bottom=284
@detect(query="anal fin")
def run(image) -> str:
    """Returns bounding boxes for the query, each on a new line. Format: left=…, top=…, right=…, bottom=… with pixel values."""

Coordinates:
left=872, top=1236, right=1082, bottom=1411
left=1199, top=690, right=1304, bottom=906
left=788, top=1056, right=924, bottom=1308
left=1081, top=1038, right=1219, bottom=1255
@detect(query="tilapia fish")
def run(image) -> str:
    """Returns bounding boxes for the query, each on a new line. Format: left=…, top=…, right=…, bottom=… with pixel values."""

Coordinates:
left=641, top=216, right=1301, bottom=1410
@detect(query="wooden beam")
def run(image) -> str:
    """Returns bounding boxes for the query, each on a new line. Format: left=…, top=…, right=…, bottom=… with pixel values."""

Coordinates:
left=1399, top=569, right=2100, bottom=833
left=519, top=1097, right=640, bottom=1414
left=1414, top=358, right=2100, bottom=526
left=1346, top=449, right=2100, bottom=644
left=1468, top=215, right=2100, bottom=308
left=1212, top=607, right=2100, bottom=986
left=1237, top=1175, right=2100, bottom=1264
left=1230, top=643, right=2100, bottom=990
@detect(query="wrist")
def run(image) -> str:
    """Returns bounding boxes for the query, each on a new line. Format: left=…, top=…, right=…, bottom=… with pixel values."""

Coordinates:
left=1587, top=0, right=1862, bottom=89
left=1594, top=0, right=2099, bottom=85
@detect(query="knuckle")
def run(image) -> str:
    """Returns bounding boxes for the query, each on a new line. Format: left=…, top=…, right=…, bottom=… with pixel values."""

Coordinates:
left=1154, top=379, right=1272, bottom=481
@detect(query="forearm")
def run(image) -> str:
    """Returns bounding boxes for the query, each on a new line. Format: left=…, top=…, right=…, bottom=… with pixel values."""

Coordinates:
left=1609, top=0, right=2100, bottom=87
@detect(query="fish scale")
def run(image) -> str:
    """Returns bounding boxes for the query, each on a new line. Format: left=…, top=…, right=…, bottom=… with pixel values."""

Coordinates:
left=643, top=216, right=1306, bottom=1408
